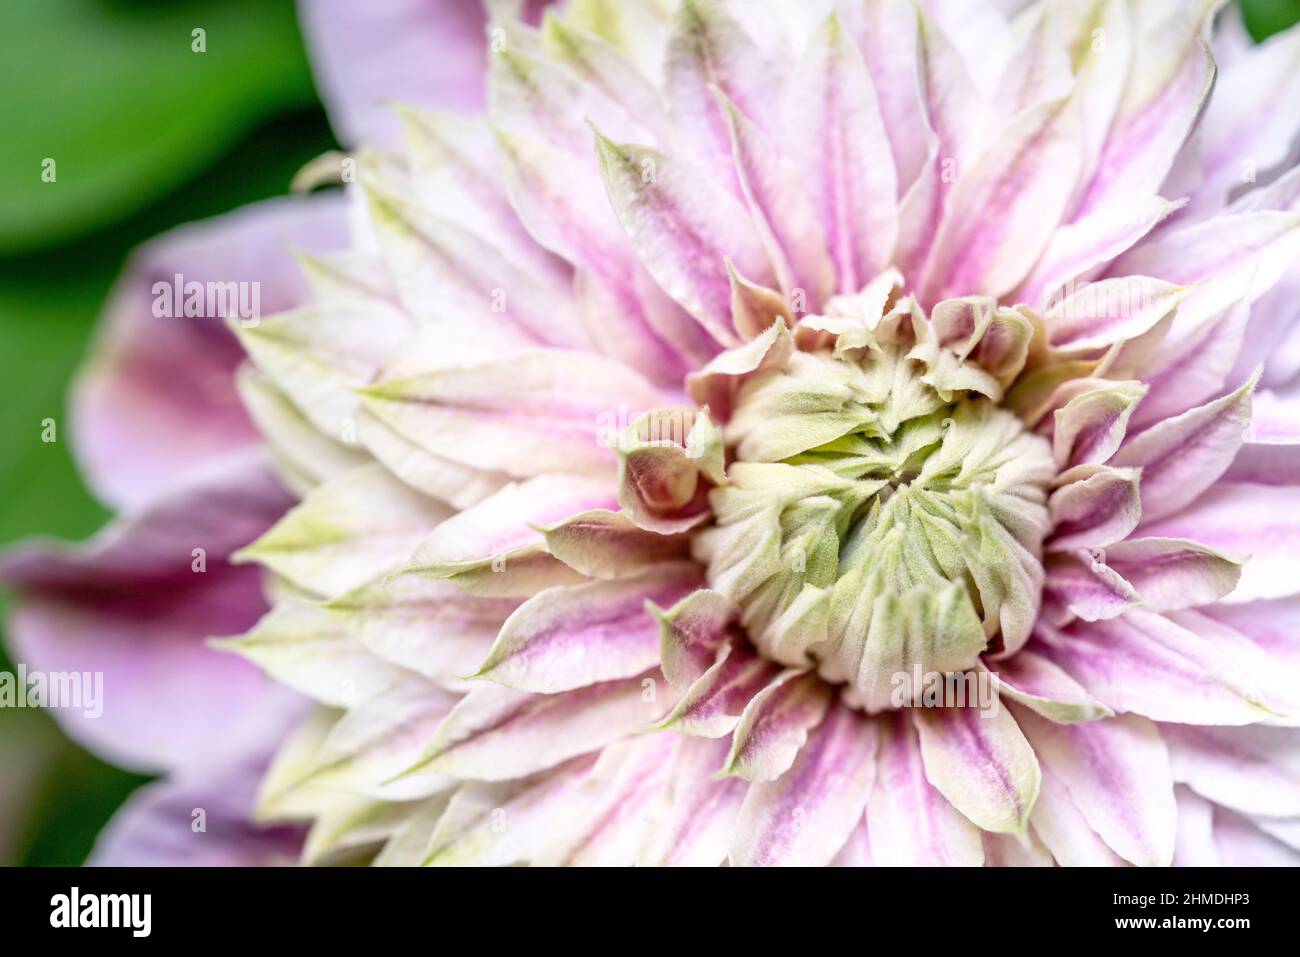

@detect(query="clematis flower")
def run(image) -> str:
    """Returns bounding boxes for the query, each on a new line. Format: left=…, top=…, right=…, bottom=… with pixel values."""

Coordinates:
left=207, top=0, right=1300, bottom=866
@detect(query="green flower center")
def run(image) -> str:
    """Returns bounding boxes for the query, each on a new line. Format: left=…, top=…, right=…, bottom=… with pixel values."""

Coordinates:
left=695, top=341, right=1055, bottom=711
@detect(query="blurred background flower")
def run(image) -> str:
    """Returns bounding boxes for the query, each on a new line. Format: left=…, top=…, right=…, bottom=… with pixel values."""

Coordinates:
left=0, top=0, right=1297, bottom=866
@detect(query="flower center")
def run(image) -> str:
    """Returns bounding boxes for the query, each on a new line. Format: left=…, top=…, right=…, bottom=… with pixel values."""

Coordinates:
left=695, top=318, right=1055, bottom=711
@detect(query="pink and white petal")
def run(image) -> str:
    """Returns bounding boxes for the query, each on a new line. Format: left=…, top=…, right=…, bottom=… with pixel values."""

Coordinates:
left=912, top=705, right=1040, bottom=834
left=406, top=675, right=667, bottom=782
left=1043, top=550, right=1141, bottom=622
left=362, top=349, right=665, bottom=478
left=475, top=563, right=702, bottom=694
left=637, top=735, right=747, bottom=867
left=89, top=689, right=307, bottom=866
left=721, top=669, right=833, bottom=782
left=1036, top=609, right=1277, bottom=725
left=1213, top=809, right=1300, bottom=866
left=867, top=710, right=984, bottom=867
left=1051, top=382, right=1147, bottom=469
left=1048, top=466, right=1142, bottom=551
left=0, top=453, right=293, bottom=773
left=541, top=509, right=690, bottom=579
left=715, top=91, right=835, bottom=308
left=594, top=132, right=772, bottom=347
left=1069, top=2, right=1213, bottom=222
left=730, top=701, right=877, bottom=867
left=985, top=649, right=1113, bottom=724
left=327, top=576, right=519, bottom=689
left=651, top=587, right=737, bottom=693
left=784, top=12, right=899, bottom=294
left=1162, top=723, right=1300, bottom=818
left=919, top=97, right=1083, bottom=305
left=1172, top=785, right=1222, bottom=866
left=1222, top=386, right=1300, bottom=484
left=663, top=0, right=780, bottom=172
left=1196, top=22, right=1300, bottom=213
left=74, top=195, right=347, bottom=509
left=1114, top=371, right=1256, bottom=524
left=1115, top=210, right=1300, bottom=340
left=837, top=0, right=927, bottom=192
left=493, top=127, right=689, bottom=384
left=1099, top=537, right=1241, bottom=611
left=1017, top=199, right=1180, bottom=311
left=1202, top=593, right=1300, bottom=673
left=1029, top=761, right=1127, bottom=867
left=830, top=817, right=873, bottom=867
left=1140, top=481, right=1300, bottom=603
left=1041, top=276, right=1187, bottom=351
left=658, top=641, right=781, bottom=738
left=1013, top=707, right=1176, bottom=867
left=982, top=828, right=1054, bottom=867
left=298, top=0, right=516, bottom=148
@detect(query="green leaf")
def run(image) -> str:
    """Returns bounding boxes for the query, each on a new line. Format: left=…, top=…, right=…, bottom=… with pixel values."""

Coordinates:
left=0, top=0, right=318, bottom=252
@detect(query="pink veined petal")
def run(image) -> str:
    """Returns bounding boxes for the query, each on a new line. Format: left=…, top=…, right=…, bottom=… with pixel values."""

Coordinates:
left=1095, top=537, right=1241, bottom=611
left=1043, top=550, right=1141, bottom=621
left=1015, top=199, right=1182, bottom=309
left=1041, top=275, right=1187, bottom=351
left=837, top=0, right=928, bottom=193
left=1222, top=386, right=1300, bottom=484
left=784, top=12, right=899, bottom=295
left=1012, top=706, right=1177, bottom=867
left=1202, top=593, right=1300, bottom=675
left=361, top=348, right=667, bottom=478
left=1050, top=382, right=1147, bottom=468
left=1067, top=0, right=1214, bottom=223
left=651, top=587, right=737, bottom=692
left=73, top=195, right=348, bottom=510
left=714, top=90, right=836, bottom=309
left=405, top=674, right=668, bottom=782
left=298, top=0, right=538, bottom=148
left=1171, top=785, right=1222, bottom=866
left=721, top=669, right=833, bottom=782
left=830, top=818, right=874, bottom=867
left=1035, top=609, right=1277, bottom=726
left=985, top=649, right=1113, bottom=724
left=1125, top=299, right=1251, bottom=430
left=867, top=710, right=983, bottom=866
left=657, top=640, right=781, bottom=738
left=1139, top=481, right=1300, bottom=603
left=912, top=704, right=1041, bottom=835
left=918, top=96, right=1083, bottom=305
left=638, top=735, right=747, bottom=867
left=0, top=453, right=293, bottom=773
left=730, top=700, right=878, bottom=867
left=1029, top=760, right=1127, bottom=867
left=493, top=127, right=690, bottom=384
left=1161, top=723, right=1300, bottom=818
left=594, top=131, right=772, bottom=347
left=89, top=689, right=307, bottom=866
left=1196, top=21, right=1300, bottom=213
left=474, top=563, right=702, bottom=694
left=1047, top=465, right=1142, bottom=551
left=663, top=0, right=780, bottom=180
left=1113, top=209, right=1300, bottom=340
left=1114, top=371, right=1256, bottom=524
left=1213, top=809, right=1300, bottom=866
left=415, top=475, right=613, bottom=565
left=893, top=11, right=980, bottom=281
left=541, top=509, right=690, bottom=580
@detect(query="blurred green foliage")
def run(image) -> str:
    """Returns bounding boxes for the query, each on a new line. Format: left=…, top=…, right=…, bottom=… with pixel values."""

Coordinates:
left=0, top=0, right=1296, bottom=867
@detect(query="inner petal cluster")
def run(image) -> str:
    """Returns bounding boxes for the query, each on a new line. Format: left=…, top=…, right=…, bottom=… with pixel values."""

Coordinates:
left=695, top=300, right=1056, bottom=711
